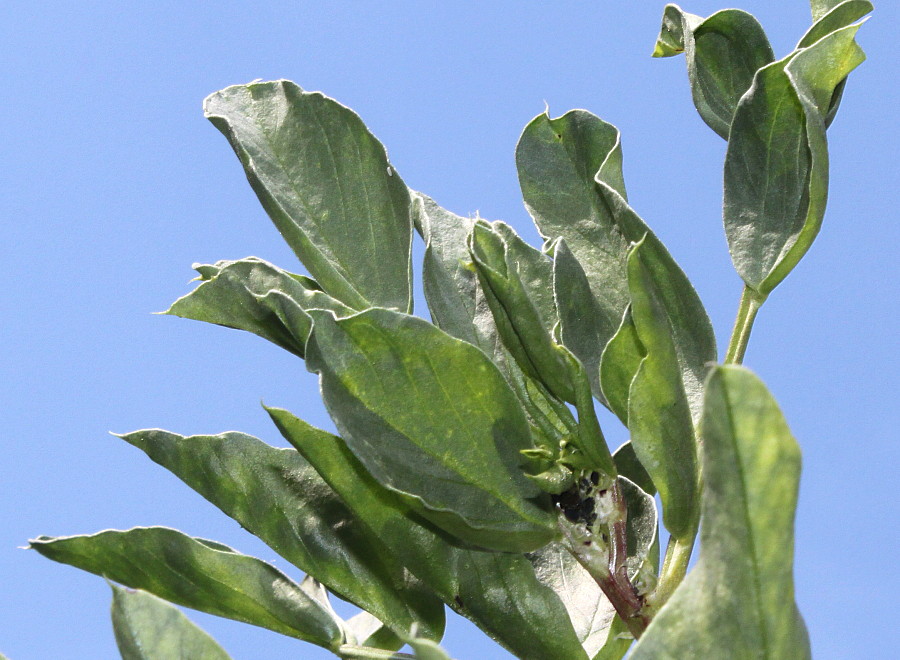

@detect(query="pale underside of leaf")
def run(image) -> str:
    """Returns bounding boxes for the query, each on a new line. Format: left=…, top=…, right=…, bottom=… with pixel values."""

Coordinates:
left=110, top=585, right=232, bottom=660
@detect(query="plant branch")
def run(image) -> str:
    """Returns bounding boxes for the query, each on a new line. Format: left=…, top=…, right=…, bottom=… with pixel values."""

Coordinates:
left=724, top=285, right=766, bottom=365
left=559, top=514, right=649, bottom=639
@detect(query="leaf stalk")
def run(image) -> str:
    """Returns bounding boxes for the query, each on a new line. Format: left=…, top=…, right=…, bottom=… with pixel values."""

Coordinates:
left=724, top=286, right=766, bottom=365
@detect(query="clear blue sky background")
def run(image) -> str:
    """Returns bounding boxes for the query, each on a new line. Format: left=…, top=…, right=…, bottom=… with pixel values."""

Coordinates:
left=2, top=1, right=897, bottom=658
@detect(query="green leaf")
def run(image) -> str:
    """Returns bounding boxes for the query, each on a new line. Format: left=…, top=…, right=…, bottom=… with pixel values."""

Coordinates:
left=205, top=81, right=413, bottom=312
left=344, top=611, right=404, bottom=652
left=591, top=615, right=632, bottom=660
left=407, top=634, right=453, bottom=660
left=110, top=584, right=231, bottom=660
left=630, top=366, right=810, bottom=659
left=553, top=239, right=608, bottom=403
left=413, top=195, right=578, bottom=446
left=652, top=4, right=774, bottom=139
left=810, top=0, right=845, bottom=21
left=267, top=407, right=589, bottom=660
left=599, top=307, right=642, bottom=425
left=528, top=543, right=618, bottom=658
left=724, top=23, right=866, bottom=295
left=413, top=193, right=482, bottom=348
left=164, top=257, right=353, bottom=357
left=516, top=110, right=714, bottom=401
left=612, top=442, right=655, bottom=497
left=304, top=307, right=557, bottom=552
left=625, top=238, right=699, bottom=540
left=620, top=478, right=659, bottom=580
left=468, top=221, right=574, bottom=403
left=798, top=1, right=873, bottom=49
left=30, top=527, right=343, bottom=648
left=516, top=111, right=631, bottom=353
left=120, top=430, right=443, bottom=641
left=798, top=1, right=873, bottom=127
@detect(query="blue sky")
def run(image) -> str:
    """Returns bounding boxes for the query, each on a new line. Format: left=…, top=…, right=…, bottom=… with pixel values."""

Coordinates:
left=2, top=1, right=897, bottom=658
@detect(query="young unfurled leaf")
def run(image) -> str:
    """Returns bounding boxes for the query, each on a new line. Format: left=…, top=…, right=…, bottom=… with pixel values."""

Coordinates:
left=110, top=585, right=232, bottom=660
left=205, top=81, right=413, bottom=312
left=797, top=1, right=873, bottom=127
left=413, top=193, right=483, bottom=348
left=468, top=221, right=574, bottom=403
left=517, top=110, right=714, bottom=412
left=724, top=23, right=867, bottom=295
left=516, top=111, right=632, bottom=354
left=599, top=308, right=642, bottom=425
left=119, top=430, right=444, bottom=641
left=653, top=4, right=774, bottom=139
left=630, top=366, right=810, bottom=659
left=553, top=239, right=608, bottom=403
left=30, top=527, right=343, bottom=648
left=625, top=238, right=699, bottom=540
left=164, top=257, right=352, bottom=358
left=406, top=632, right=454, bottom=660
left=810, top=0, right=846, bottom=21
left=267, top=407, right=589, bottom=660
left=305, top=308, right=557, bottom=552
left=343, top=611, right=404, bottom=652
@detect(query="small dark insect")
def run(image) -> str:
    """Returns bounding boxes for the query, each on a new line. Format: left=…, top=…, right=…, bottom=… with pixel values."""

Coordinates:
left=563, top=507, right=581, bottom=522
left=590, top=471, right=600, bottom=485
left=557, top=487, right=581, bottom=509
left=454, top=595, right=464, bottom=608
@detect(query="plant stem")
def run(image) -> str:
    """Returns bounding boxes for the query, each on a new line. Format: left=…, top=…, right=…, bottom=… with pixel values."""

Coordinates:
left=337, top=645, right=417, bottom=660
left=724, top=285, right=767, bottom=365
left=649, top=533, right=696, bottom=612
left=559, top=493, right=649, bottom=639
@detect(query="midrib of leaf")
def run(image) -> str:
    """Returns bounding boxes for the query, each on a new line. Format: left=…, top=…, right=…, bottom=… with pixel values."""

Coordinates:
left=476, top=269, right=548, bottom=382
left=721, top=386, right=770, bottom=659
left=758, top=87, right=796, bottom=233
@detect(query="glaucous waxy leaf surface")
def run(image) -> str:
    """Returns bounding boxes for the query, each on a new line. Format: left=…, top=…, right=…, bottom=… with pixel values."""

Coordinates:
left=625, top=238, right=699, bottom=540
left=653, top=4, right=774, bottom=139
left=267, top=407, right=589, bottom=660
left=469, top=221, right=574, bottom=403
left=119, top=430, right=444, bottom=641
left=30, top=527, right=343, bottom=648
left=724, top=22, right=866, bottom=295
left=631, top=366, right=810, bottom=659
left=304, top=307, right=557, bottom=552
left=343, top=611, right=404, bottom=652
left=406, top=635, right=453, bottom=660
left=413, top=194, right=579, bottom=449
left=516, top=110, right=631, bottom=357
left=599, top=307, right=642, bottom=425
left=612, top=441, right=655, bottom=497
left=811, top=0, right=846, bottom=20
left=517, top=110, right=714, bottom=411
left=110, top=585, right=231, bottom=660
left=553, top=239, right=607, bottom=403
left=413, top=193, right=482, bottom=348
left=164, top=257, right=352, bottom=358
left=205, top=80, right=413, bottom=312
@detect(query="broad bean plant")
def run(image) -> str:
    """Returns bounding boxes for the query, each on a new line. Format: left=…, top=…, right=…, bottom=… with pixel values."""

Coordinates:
left=30, top=2, right=871, bottom=658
